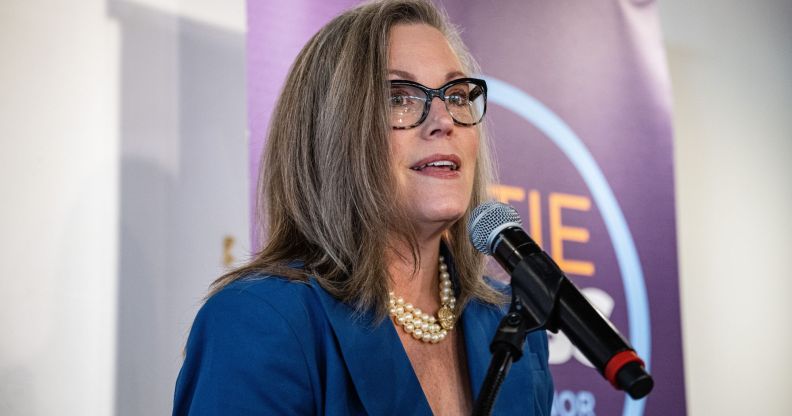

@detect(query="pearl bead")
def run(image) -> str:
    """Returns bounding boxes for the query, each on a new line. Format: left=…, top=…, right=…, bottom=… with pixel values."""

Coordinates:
left=389, top=255, right=455, bottom=345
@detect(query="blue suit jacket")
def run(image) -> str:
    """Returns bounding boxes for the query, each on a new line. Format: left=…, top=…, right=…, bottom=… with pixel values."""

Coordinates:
left=174, top=274, right=553, bottom=415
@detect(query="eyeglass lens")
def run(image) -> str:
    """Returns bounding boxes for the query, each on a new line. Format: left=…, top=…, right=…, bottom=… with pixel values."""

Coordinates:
left=389, top=81, right=486, bottom=128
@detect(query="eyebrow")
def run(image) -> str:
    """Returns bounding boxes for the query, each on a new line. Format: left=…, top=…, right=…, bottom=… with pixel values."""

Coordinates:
left=387, top=69, right=468, bottom=82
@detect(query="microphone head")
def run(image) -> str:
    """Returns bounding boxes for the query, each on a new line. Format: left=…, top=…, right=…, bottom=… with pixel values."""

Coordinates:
left=468, top=201, right=523, bottom=255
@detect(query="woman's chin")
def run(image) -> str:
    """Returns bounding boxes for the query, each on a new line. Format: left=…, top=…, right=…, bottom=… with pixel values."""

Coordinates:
left=412, top=205, right=467, bottom=231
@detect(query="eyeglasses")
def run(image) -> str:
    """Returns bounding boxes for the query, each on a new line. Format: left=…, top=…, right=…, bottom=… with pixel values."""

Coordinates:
left=389, top=78, right=487, bottom=129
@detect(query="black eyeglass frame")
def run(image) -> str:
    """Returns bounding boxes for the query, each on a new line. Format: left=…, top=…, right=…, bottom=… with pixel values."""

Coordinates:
left=389, top=77, right=488, bottom=130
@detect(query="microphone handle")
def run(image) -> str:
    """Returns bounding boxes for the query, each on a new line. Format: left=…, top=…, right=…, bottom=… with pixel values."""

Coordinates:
left=555, top=278, right=653, bottom=398
left=556, top=277, right=632, bottom=369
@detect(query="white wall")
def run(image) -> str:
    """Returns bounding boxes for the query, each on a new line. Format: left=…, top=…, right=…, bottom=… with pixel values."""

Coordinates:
left=0, top=1, right=248, bottom=415
left=110, top=1, right=248, bottom=414
left=0, top=1, right=120, bottom=414
left=660, top=0, right=792, bottom=415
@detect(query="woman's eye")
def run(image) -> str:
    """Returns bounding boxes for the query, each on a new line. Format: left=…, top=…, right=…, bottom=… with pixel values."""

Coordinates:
left=390, top=90, right=422, bottom=108
left=447, top=93, right=469, bottom=106
left=390, top=94, right=409, bottom=106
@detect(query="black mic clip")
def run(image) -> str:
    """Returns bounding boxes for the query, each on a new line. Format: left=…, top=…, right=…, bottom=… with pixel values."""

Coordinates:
left=489, top=268, right=563, bottom=362
left=491, top=227, right=566, bottom=334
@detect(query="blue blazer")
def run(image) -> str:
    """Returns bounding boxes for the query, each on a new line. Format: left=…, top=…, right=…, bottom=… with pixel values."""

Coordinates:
left=174, top=274, right=553, bottom=415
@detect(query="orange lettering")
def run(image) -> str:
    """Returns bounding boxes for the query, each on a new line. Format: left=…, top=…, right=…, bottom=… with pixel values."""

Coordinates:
left=528, top=190, right=543, bottom=248
left=549, top=193, right=595, bottom=276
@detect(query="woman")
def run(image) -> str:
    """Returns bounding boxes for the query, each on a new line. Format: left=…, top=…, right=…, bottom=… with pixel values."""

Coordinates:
left=173, top=1, right=553, bottom=414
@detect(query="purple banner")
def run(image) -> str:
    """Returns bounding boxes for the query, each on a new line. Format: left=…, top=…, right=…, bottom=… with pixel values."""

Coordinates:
left=247, top=0, right=359, bottom=243
left=248, top=1, right=686, bottom=415
left=445, top=1, right=686, bottom=414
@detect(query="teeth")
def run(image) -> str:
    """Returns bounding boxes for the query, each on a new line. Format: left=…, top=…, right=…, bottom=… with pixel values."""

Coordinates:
left=411, top=160, right=459, bottom=171
left=416, top=160, right=458, bottom=170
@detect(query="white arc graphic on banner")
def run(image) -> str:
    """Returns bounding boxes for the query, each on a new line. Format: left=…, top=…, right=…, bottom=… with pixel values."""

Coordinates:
left=484, top=75, right=651, bottom=416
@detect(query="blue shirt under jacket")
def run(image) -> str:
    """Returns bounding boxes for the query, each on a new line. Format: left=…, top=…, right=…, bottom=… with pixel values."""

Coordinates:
left=173, top=273, right=554, bottom=415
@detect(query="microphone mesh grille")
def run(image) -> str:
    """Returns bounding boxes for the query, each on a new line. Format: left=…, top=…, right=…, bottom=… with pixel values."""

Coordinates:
left=468, top=201, right=522, bottom=255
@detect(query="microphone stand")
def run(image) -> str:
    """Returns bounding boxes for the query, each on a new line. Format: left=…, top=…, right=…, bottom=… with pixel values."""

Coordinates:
left=472, top=273, right=561, bottom=416
left=471, top=295, right=536, bottom=416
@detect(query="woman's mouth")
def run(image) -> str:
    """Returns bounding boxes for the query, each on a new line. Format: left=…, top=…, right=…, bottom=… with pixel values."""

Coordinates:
left=410, top=160, right=459, bottom=171
left=410, top=154, right=462, bottom=178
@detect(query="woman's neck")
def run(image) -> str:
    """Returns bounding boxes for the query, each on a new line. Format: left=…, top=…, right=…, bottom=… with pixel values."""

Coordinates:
left=387, top=233, right=444, bottom=314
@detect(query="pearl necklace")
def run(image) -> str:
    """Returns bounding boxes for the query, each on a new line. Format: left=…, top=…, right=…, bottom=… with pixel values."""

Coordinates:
left=388, top=255, right=457, bottom=344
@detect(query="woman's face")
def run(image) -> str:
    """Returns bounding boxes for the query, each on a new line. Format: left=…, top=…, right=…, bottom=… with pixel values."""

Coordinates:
left=388, top=23, right=479, bottom=236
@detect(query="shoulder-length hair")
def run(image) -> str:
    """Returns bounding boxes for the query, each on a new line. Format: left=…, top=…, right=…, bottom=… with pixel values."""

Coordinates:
left=211, top=0, right=504, bottom=317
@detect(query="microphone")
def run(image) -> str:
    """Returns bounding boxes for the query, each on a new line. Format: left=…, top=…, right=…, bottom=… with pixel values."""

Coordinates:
left=468, top=201, right=653, bottom=399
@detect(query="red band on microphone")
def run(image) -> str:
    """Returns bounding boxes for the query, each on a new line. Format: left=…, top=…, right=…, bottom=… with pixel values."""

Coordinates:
left=604, top=350, right=644, bottom=388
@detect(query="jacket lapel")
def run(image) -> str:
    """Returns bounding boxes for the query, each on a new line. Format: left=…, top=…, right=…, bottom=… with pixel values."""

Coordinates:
left=312, top=280, right=433, bottom=415
left=461, top=300, right=495, bottom=401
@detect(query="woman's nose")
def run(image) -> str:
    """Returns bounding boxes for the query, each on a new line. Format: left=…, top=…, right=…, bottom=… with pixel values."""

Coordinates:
left=422, top=96, right=455, bottom=138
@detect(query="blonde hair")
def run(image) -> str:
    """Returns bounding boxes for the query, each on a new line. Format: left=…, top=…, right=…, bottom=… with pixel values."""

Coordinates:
left=210, top=0, right=503, bottom=317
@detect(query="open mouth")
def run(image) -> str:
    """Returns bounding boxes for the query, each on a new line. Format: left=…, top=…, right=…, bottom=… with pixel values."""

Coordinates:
left=410, top=160, right=459, bottom=171
left=410, top=154, right=461, bottom=172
